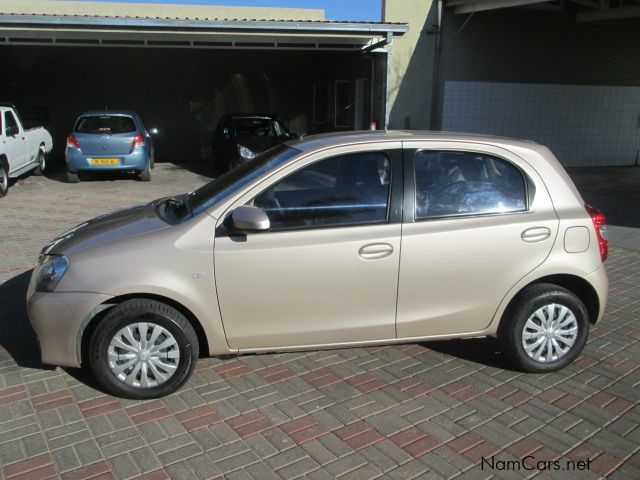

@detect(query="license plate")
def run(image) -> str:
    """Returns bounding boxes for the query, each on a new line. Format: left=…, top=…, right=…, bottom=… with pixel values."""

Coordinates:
left=90, top=158, right=119, bottom=165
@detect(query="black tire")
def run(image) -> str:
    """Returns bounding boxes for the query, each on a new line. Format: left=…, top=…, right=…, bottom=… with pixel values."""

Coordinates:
left=498, top=283, right=589, bottom=373
left=33, top=150, right=46, bottom=176
left=88, top=299, right=199, bottom=399
left=139, top=163, right=151, bottom=182
left=67, top=170, right=80, bottom=183
left=0, top=164, right=8, bottom=197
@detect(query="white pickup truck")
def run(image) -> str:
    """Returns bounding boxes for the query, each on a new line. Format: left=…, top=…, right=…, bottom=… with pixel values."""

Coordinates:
left=0, top=104, right=53, bottom=197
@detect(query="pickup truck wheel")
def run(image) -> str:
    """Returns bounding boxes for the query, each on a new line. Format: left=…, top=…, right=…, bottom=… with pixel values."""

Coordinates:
left=67, top=171, right=80, bottom=183
left=88, top=299, right=198, bottom=399
left=33, top=150, right=46, bottom=176
left=0, top=165, right=8, bottom=197
left=139, top=163, right=151, bottom=182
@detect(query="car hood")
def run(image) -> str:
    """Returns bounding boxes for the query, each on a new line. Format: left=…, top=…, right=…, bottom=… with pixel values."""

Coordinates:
left=44, top=200, right=170, bottom=256
left=235, top=136, right=283, bottom=154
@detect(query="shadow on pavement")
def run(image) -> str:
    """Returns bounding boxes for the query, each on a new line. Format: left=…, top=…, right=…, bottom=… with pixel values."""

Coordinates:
left=422, top=337, right=513, bottom=370
left=0, top=270, right=53, bottom=370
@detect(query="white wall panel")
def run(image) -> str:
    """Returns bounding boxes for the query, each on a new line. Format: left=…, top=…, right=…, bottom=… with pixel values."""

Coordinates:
left=443, top=81, right=640, bottom=167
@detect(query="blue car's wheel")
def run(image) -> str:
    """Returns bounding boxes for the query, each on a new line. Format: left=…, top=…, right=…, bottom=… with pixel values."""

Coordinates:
left=139, top=162, right=151, bottom=182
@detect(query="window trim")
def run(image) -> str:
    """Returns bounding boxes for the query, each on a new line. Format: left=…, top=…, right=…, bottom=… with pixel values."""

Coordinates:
left=408, top=148, right=533, bottom=223
left=244, top=149, right=400, bottom=234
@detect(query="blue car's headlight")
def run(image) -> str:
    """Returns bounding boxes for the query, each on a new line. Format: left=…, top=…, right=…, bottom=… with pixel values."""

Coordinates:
left=35, top=255, right=69, bottom=292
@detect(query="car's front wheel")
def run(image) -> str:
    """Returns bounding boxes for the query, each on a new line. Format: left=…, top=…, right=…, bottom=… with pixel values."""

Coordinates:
left=498, top=284, right=589, bottom=372
left=88, top=299, right=198, bottom=399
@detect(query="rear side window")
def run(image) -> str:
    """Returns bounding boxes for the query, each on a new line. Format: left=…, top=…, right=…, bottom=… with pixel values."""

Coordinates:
left=414, top=150, right=527, bottom=219
left=75, top=116, right=136, bottom=134
left=253, top=151, right=391, bottom=230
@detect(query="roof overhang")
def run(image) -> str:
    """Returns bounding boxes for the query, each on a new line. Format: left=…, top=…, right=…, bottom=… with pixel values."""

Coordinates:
left=0, top=14, right=407, bottom=51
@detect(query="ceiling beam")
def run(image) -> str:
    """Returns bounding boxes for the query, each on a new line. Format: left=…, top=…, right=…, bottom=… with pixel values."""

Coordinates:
left=454, top=0, right=550, bottom=14
left=577, top=4, right=640, bottom=21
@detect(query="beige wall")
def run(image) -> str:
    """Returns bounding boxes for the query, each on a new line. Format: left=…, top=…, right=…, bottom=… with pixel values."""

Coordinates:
left=0, top=0, right=325, bottom=21
left=383, top=0, right=436, bottom=129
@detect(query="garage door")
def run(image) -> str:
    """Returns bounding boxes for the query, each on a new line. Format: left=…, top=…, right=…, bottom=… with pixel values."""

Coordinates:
left=442, top=81, right=640, bottom=167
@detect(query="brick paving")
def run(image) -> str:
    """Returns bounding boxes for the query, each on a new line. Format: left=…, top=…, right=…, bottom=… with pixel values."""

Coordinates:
left=1, top=164, right=639, bottom=479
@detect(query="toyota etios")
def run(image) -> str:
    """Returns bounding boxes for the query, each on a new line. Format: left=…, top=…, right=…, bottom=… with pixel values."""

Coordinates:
left=27, top=131, right=608, bottom=398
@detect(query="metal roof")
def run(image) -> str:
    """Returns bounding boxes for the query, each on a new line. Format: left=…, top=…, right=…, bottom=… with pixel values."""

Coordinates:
left=0, top=13, right=407, bottom=34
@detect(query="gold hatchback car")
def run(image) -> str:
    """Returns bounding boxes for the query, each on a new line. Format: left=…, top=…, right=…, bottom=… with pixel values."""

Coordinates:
left=27, top=131, right=609, bottom=398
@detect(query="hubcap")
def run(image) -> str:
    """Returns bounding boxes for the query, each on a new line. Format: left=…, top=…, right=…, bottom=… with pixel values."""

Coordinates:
left=39, top=153, right=45, bottom=170
left=107, top=322, right=180, bottom=388
left=521, top=303, right=578, bottom=363
left=0, top=169, right=7, bottom=192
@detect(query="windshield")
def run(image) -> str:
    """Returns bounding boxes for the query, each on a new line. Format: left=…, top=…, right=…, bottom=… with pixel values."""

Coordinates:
left=233, top=118, right=286, bottom=138
left=75, top=115, right=136, bottom=134
left=187, top=144, right=300, bottom=218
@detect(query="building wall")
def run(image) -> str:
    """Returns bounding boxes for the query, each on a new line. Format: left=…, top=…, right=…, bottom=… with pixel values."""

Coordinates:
left=0, top=0, right=325, bottom=20
left=382, top=0, right=437, bottom=130
left=384, top=2, right=640, bottom=166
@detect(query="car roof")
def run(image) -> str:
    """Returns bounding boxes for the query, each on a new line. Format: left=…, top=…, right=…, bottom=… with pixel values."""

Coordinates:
left=225, top=113, right=276, bottom=120
left=287, top=130, right=540, bottom=152
left=78, top=111, right=139, bottom=118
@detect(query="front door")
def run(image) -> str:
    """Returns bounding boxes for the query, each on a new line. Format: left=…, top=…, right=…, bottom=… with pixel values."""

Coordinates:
left=396, top=142, right=559, bottom=338
left=3, top=111, right=27, bottom=171
left=214, top=145, right=402, bottom=349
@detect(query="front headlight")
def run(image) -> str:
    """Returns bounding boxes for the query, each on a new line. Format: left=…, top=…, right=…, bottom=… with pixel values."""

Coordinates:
left=35, top=255, right=69, bottom=292
left=237, top=145, right=255, bottom=161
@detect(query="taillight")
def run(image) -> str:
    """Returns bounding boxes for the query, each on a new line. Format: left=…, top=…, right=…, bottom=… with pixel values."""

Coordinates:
left=66, top=134, right=80, bottom=149
left=131, top=134, right=145, bottom=150
left=585, top=204, right=608, bottom=262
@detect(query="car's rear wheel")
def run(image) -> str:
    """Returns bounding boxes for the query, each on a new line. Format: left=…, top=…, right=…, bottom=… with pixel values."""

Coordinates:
left=139, top=163, right=151, bottom=182
left=498, top=284, right=589, bottom=372
left=0, top=165, right=8, bottom=197
left=89, top=299, right=198, bottom=399
left=33, top=150, right=46, bottom=176
left=67, top=170, right=80, bottom=183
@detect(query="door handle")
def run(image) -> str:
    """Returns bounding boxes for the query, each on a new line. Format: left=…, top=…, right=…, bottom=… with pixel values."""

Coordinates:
left=358, top=243, right=394, bottom=260
left=521, top=227, right=551, bottom=243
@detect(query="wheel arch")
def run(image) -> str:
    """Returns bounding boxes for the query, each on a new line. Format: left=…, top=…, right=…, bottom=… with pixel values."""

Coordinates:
left=79, top=293, right=211, bottom=366
left=0, top=154, right=9, bottom=172
left=498, top=273, right=600, bottom=334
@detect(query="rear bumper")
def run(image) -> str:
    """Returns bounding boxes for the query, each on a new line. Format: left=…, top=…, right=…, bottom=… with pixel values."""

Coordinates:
left=586, top=264, right=608, bottom=324
left=66, top=147, right=149, bottom=172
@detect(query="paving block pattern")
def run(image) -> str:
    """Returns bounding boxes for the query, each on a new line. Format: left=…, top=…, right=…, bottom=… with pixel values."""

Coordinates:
left=1, top=164, right=639, bottom=479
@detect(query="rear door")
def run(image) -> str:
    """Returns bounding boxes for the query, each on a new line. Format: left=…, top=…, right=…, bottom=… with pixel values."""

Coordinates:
left=396, top=141, right=559, bottom=338
left=74, top=115, right=137, bottom=156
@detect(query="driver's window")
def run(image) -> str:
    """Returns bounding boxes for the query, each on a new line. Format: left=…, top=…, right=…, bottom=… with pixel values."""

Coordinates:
left=253, top=151, right=391, bottom=230
left=5, top=112, right=18, bottom=135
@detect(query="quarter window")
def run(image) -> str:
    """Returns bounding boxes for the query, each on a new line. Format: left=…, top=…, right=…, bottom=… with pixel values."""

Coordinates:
left=254, top=152, right=391, bottom=230
left=414, top=151, right=527, bottom=219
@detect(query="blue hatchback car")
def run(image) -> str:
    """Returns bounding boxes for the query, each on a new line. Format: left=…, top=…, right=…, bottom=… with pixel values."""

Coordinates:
left=66, top=111, right=156, bottom=183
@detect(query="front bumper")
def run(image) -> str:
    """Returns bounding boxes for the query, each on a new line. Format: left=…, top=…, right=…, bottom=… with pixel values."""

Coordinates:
left=27, top=288, right=113, bottom=368
left=66, top=147, right=149, bottom=173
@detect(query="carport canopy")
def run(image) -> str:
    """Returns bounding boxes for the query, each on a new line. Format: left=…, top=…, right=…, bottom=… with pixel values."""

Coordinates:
left=0, top=13, right=407, bottom=51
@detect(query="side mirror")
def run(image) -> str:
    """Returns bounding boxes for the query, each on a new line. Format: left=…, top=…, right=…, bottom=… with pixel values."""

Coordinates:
left=149, top=128, right=159, bottom=136
left=289, top=133, right=299, bottom=140
left=231, top=205, right=270, bottom=232
left=6, top=126, right=18, bottom=137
